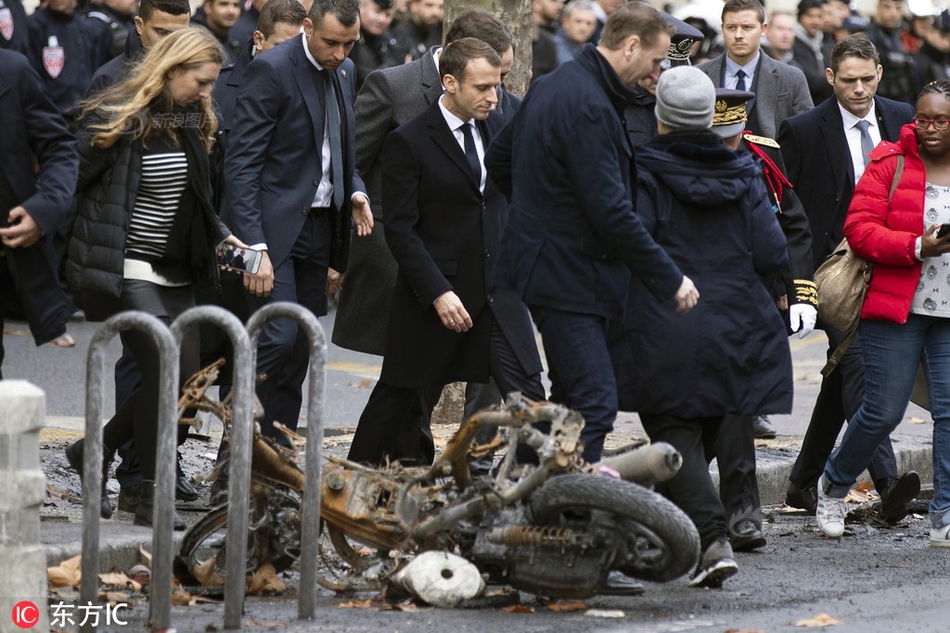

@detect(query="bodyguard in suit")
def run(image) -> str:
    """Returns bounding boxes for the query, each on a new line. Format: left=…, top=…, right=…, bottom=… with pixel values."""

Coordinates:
left=779, top=33, right=920, bottom=519
left=0, top=49, right=77, bottom=376
left=698, top=0, right=813, bottom=139
left=346, top=38, right=545, bottom=465
left=223, top=0, right=371, bottom=444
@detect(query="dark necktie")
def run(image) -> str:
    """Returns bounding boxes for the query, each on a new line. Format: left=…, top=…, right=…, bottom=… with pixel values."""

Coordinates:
left=460, top=122, right=481, bottom=186
left=855, top=119, right=873, bottom=167
left=324, top=71, right=346, bottom=211
left=735, top=69, right=747, bottom=91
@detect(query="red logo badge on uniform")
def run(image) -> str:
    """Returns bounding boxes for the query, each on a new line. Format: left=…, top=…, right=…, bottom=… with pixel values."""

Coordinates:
left=0, top=8, right=13, bottom=41
left=43, top=45, right=64, bottom=78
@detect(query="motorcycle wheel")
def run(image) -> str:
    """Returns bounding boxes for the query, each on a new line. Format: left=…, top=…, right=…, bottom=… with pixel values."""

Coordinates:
left=528, top=474, right=700, bottom=583
left=174, top=498, right=300, bottom=586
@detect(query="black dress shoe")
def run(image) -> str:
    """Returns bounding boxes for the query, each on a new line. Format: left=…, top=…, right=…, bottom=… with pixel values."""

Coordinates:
left=134, top=482, right=186, bottom=530
left=602, top=570, right=645, bottom=596
left=117, top=484, right=142, bottom=513
left=878, top=471, right=921, bottom=523
left=785, top=483, right=818, bottom=515
left=729, top=519, right=767, bottom=552
left=752, top=415, right=777, bottom=439
left=176, top=475, right=200, bottom=502
left=65, top=439, right=114, bottom=519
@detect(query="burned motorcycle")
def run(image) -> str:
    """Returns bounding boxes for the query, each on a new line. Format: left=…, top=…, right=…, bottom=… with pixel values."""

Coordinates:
left=174, top=360, right=701, bottom=600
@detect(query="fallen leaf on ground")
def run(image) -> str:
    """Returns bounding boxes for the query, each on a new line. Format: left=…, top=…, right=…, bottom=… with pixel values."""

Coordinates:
left=48, top=555, right=82, bottom=588
left=192, top=557, right=225, bottom=587
left=906, top=416, right=928, bottom=424
left=501, top=604, right=534, bottom=613
left=190, top=596, right=222, bottom=606
left=246, top=563, right=286, bottom=595
left=795, top=613, right=841, bottom=627
left=98, top=572, right=142, bottom=592
left=3, top=327, right=29, bottom=337
left=139, top=546, right=152, bottom=565
left=98, top=591, right=132, bottom=605
left=335, top=599, right=375, bottom=608
left=380, top=599, right=429, bottom=612
left=545, top=600, right=588, bottom=612
left=171, top=589, right=192, bottom=606
left=845, top=481, right=875, bottom=504
left=50, top=333, right=76, bottom=347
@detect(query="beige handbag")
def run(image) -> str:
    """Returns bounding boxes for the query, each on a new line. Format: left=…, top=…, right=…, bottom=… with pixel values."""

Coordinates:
left=815, top=155, right=904, bottom=377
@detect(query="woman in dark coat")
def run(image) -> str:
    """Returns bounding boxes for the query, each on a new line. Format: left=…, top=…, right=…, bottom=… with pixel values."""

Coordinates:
left=609, top=67, right=792, bottom=589
left=63, top=28, right=247, bottom=528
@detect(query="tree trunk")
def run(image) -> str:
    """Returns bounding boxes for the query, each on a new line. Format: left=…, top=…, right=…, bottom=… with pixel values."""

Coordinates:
left=444, top=0, right=534, bottom=97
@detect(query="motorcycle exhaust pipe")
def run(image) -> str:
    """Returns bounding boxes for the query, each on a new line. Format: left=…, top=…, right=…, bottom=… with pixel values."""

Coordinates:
left=593, top=442, right=682, bottom=487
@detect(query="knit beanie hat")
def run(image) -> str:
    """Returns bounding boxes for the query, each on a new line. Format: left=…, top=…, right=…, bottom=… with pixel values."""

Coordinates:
left=654, top=66, right=716, bottom=129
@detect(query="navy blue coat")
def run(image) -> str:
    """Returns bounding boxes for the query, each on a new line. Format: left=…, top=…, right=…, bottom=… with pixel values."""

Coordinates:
left=486, top=44, right=683, bottom=321
left=611, top=130, right=793, bottom=417
left=0, top=49, right=77, bottom=344
left=222, top=34, right=364, bottom=275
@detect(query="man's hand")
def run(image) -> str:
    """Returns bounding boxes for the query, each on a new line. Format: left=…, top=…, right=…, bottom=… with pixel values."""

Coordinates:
left=674, top=276, right=699, bottom=314
left=351, top=193, right=374, bottom=237
left=243, top=250, right=274, bottom=297
left=0, top=206, right=43, bottom=248
left=434, top=291, right=472, bottom=332
left=326, top=267, right=343, bottom=298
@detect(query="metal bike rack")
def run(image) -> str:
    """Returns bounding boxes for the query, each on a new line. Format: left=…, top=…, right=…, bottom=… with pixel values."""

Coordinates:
left=79, top=311, right=180, bottom=633
left=79, top=302, right=325, bottom=630
left=244, top=302, right=327, bottom=623
left=169, top=306, right=254, bottom=631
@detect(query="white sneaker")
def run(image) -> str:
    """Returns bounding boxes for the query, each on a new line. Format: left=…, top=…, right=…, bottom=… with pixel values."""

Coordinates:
left=931, top=524, right=950, bottom=547
left=816, top=475, right=848, bottom=538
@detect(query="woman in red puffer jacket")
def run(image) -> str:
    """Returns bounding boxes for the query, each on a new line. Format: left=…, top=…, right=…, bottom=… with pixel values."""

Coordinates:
left=816, top=80, right=950, bottom=547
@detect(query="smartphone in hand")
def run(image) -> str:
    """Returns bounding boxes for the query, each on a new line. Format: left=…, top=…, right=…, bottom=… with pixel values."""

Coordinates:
left=217, top=244, right=262, bottom=274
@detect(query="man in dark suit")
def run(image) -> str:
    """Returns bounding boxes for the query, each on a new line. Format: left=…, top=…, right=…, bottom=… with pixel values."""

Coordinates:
left=346, top=38, right=545, bottom=466
left=487, top=2, right=698, bottom=465
left=223, top=0, right=371, bottom=444
left=0, top=49, right=77, bottom=377
left=333, top=10, right=521, bottom=465
left=698, top=0, right=813, bottom=139
left=779, top=33, right=920, bottom=520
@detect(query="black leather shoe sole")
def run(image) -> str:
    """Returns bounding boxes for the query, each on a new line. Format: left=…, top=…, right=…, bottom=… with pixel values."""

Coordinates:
left=602, top=571, right=645, bottom=596
left=730, top=530, right=767, bottom=552
left=785, top=484, right=818, bottom=515
left=880, top=471, right=921, bottom=523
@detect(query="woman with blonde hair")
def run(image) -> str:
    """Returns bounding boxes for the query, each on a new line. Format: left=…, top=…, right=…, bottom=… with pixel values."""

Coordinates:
left=64, top=27, right=247, bottom=528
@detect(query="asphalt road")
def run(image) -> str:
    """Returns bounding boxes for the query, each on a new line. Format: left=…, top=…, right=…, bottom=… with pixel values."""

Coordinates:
left=8, top=309, right=950, bottom=632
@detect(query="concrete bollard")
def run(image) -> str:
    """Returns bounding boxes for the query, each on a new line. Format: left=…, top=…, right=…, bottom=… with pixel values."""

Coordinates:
left=0, top=381, right=49, bottom=633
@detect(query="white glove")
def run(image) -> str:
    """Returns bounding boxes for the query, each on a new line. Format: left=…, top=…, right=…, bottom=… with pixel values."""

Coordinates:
left=789, top=303, right=817, bottom=339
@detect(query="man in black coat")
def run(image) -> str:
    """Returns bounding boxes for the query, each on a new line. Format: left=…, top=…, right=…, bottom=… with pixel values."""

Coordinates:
left=0, top=49, right=77, bottom=377
left=779, top=33, right=919, bottom=519
left=346, top=38, right=545, bottom=466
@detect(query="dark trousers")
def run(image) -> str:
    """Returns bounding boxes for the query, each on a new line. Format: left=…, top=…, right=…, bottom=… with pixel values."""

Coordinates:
left=789, top=326, right=897, bottom=490
left=640, top=413, right=728, bottom=551
left=348, top=319, right=544, bottom=466
left=246, top=212, right=331, bottom=446
left=715, top=414, right=761, bottom=530
left=530, top=306, right=615, bottom=463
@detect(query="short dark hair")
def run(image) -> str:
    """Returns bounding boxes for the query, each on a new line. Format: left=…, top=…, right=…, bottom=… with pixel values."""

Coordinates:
left=258, top=0, right=307, bottom=38
left=439, top=37, right=501, bottom=83
left=308, top=0, right=360, bottom=28
left=721, top=0, right=766, bottom=25
left=830, top=33, right=880, bottom=72
left=444, top=9, right=516, bottom=55
left=139, top=0, right=190, bottom=21
left=600, top=2, right=672, bottom=50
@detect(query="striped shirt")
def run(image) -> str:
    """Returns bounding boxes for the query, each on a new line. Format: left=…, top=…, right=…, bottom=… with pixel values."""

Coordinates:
left=126, top=148, right=188, bottom=262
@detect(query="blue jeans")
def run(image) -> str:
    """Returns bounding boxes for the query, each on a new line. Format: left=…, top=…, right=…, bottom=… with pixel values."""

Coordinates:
left=823, top=314, right=950, bottom=528
left=529, top=307, right=617, bottom=462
